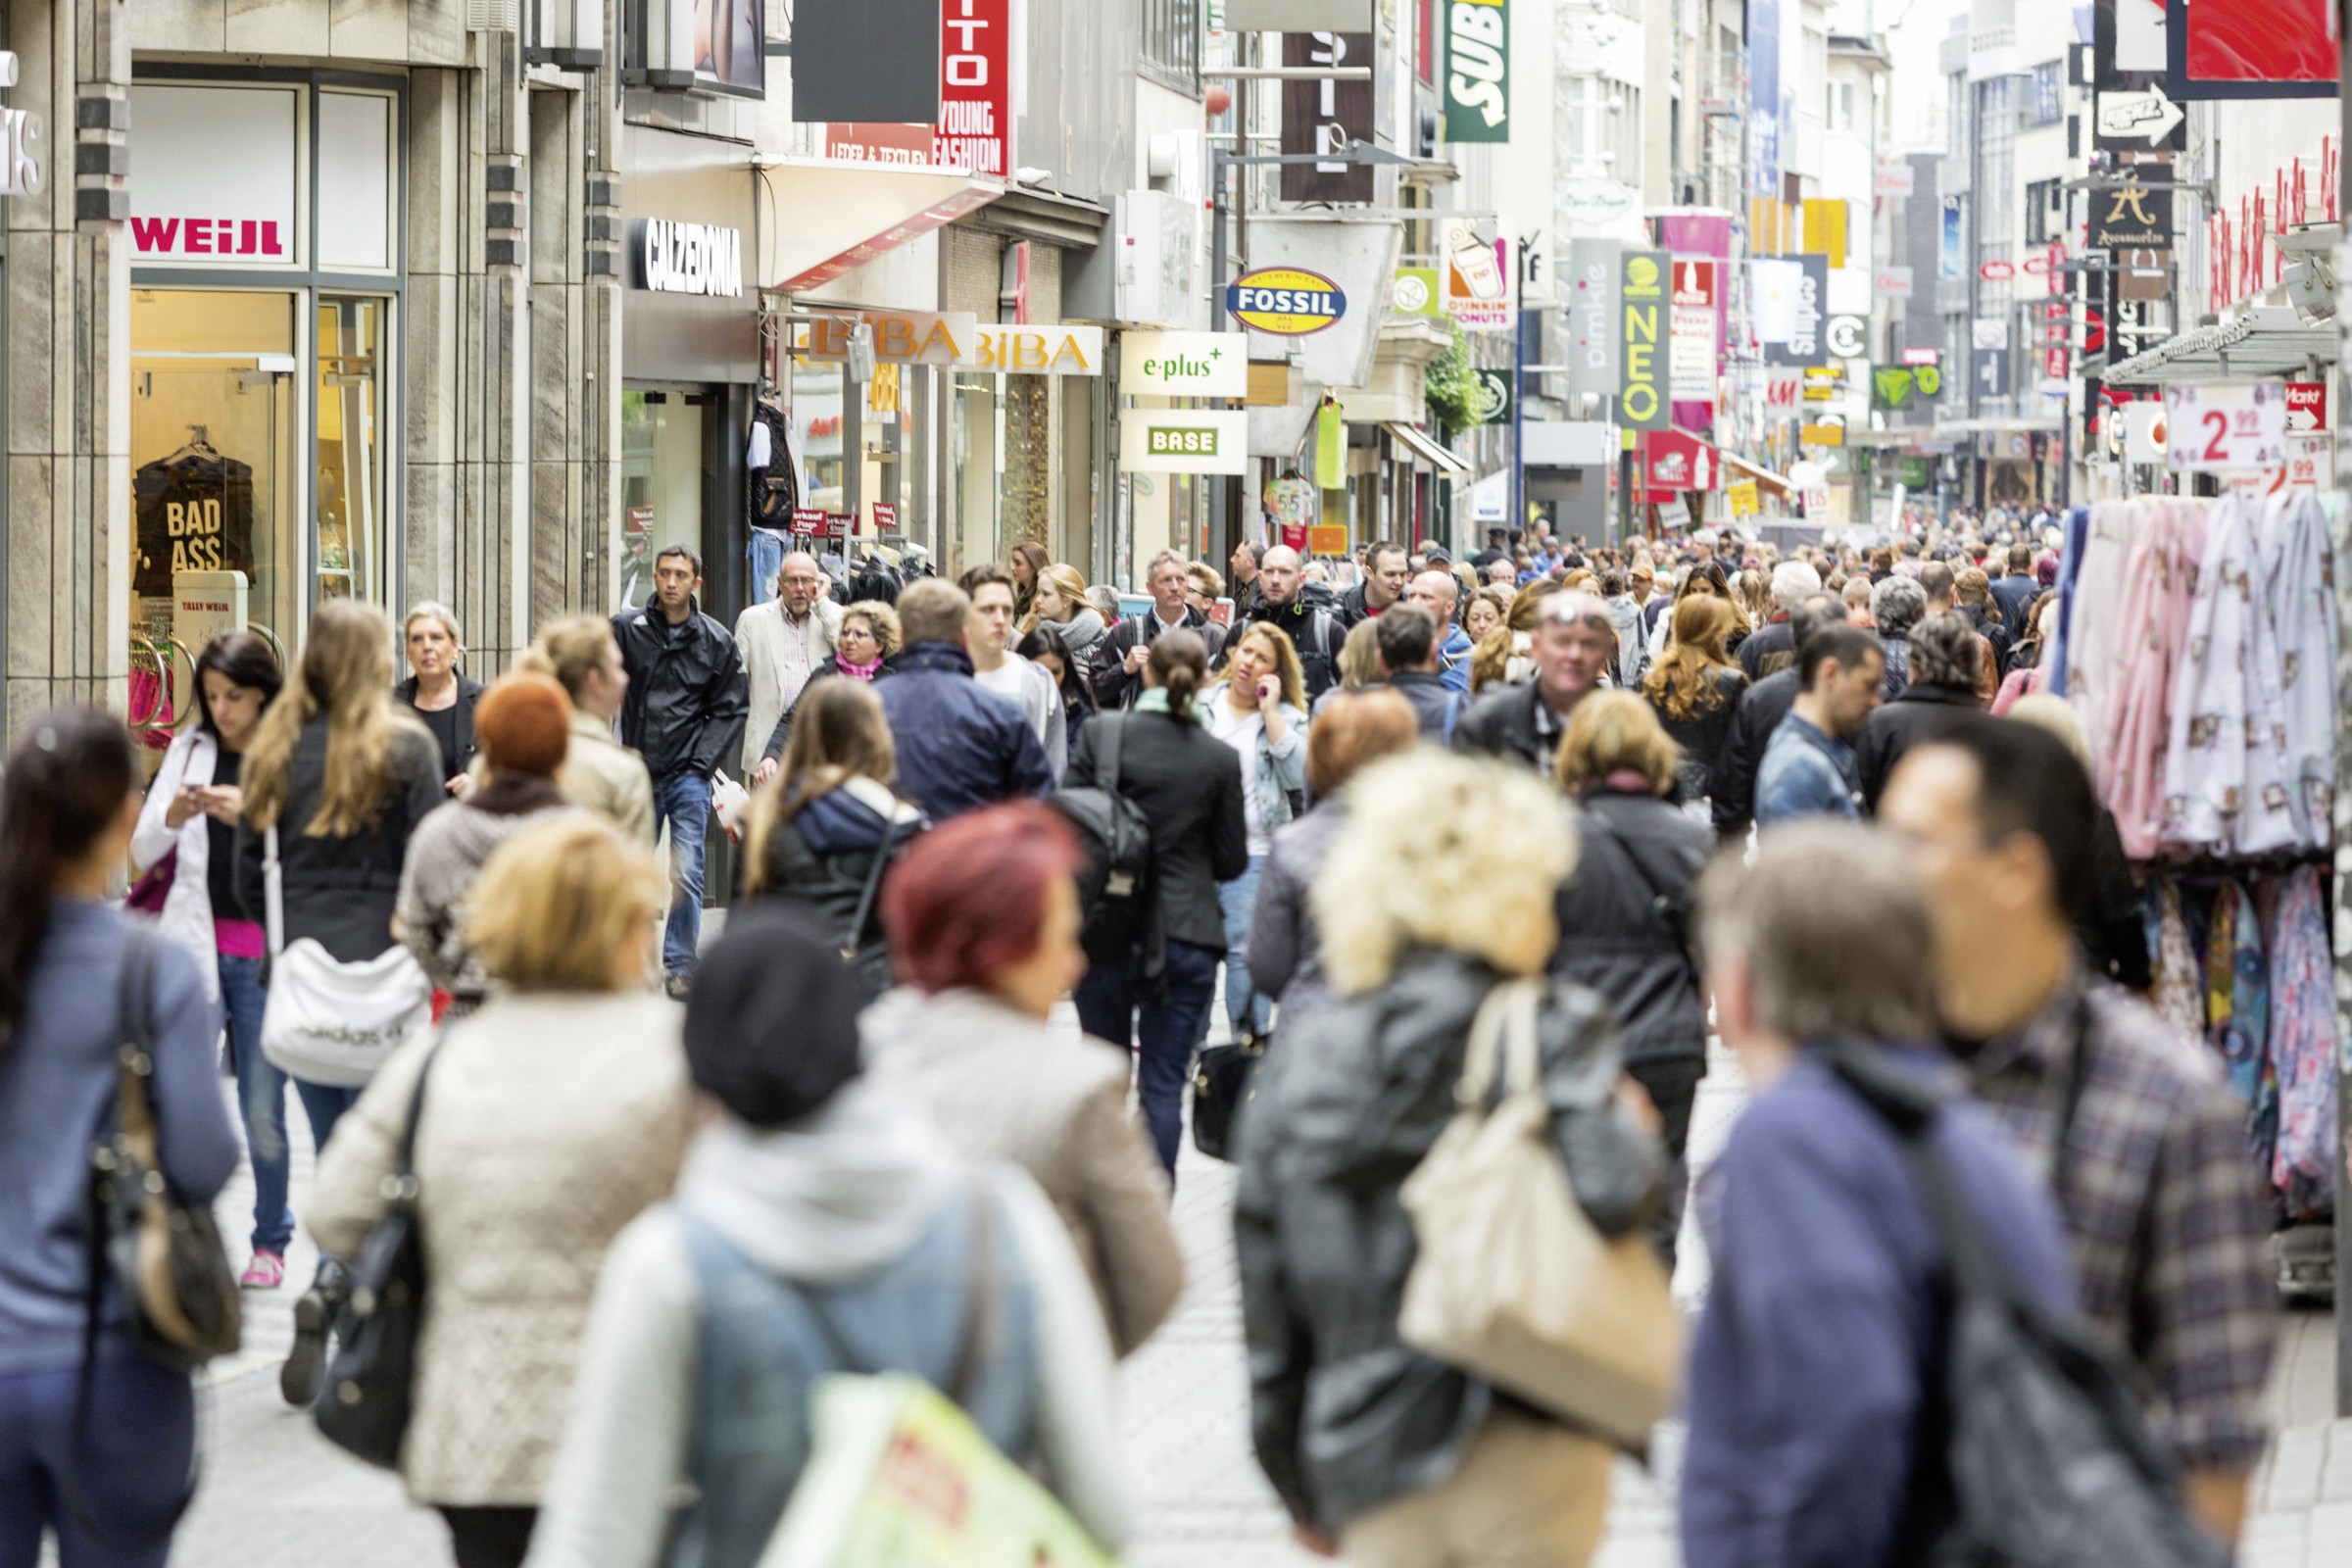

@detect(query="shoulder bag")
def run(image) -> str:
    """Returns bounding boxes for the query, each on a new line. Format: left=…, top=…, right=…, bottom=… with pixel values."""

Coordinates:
left=1396, top=978, right=1682, bottom=1450
left=314, top=1036, right=446, bottom=1468
left=1190, top=984, right=1264, bottom=1162
left=258, top=824, right=433, bottom=1087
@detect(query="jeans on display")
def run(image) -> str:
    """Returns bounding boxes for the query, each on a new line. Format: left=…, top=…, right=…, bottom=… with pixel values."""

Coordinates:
left=1625, top=1055, right=1707, bottom=1274
left=1215, top=856, right=1272, bottom=1036
left=218, top=954, right=297, bottom=1255
left=0, top=1355, right=196, bottom=1568
left=1075, top=939, right=1221, bottom=1177
left=653, top=772, right=714, bottom=977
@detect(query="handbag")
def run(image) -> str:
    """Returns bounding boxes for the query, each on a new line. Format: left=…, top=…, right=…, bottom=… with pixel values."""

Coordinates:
left=314, top=1036, right=445, bottom=1468
left=125, top=847, right=177, bottom=915
left=1190, top=984, right=1263, bottom=1162
left=1396, top=978, right=1682, bottom=1450
left=258, top=825, right=432, bottom=1086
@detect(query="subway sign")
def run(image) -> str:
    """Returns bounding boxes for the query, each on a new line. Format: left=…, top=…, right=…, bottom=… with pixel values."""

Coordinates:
left=1444, top=0, right=1511, bottom=144
left=1226, top=267, right=1348, bottom=335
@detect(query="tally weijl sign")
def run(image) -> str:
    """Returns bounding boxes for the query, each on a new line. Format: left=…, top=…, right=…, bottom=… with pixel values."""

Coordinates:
left=633, top=220, right=744, bottom=298
left=798, top=311, right=1106, bottom=375
left=132, top=218, right=287, bottom=260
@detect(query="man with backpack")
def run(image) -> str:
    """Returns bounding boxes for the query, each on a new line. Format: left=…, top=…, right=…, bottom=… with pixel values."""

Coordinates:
left=1239, top=546, right=1342, bottom=702
left=1093, top=550, right=1229, bottom=711
left=1372, top=607, right=1463, bottom=745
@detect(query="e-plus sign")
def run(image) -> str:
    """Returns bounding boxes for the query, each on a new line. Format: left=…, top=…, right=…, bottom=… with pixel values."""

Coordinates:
left=1209, top=347, right=1222, bottom=361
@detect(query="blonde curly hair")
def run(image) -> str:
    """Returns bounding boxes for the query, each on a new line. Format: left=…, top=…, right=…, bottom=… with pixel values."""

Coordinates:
left=1313, top=750, right=1576, bottom=995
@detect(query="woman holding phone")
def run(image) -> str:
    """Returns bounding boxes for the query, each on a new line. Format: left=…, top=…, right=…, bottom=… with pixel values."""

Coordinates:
left=1200, top=623, right=1308, bottom=1045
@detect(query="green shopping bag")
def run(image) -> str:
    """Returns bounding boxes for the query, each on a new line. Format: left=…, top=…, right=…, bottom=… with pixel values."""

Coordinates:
left=758, top=1372, right=1115, bottom=1568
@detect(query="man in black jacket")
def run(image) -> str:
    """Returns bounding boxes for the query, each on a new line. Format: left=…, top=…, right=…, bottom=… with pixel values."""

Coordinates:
left=1710, top=592, right=1847, bottom=844
left=1452, top=590, right=1615, bottom=773
left=1334, top=539, right=1411, bottom=629
left=613, top=545, right=750, bottom=994
left=1374, top=606, right=1464, bottom=742
left=1093, top=549, right=1229, bottom=710
left=1229, top=538, right=1269, bottom=620
left=1853, top=611, right=1985, bottom=813
left=1240, top=545, right=1343, bottom=701
left=1989, top=541, right=2039, bottom=632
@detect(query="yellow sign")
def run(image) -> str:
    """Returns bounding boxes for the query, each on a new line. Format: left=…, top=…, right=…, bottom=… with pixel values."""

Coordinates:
left=1307, top=524, right=1349, bottom=556
left=1800, top=422, right=1845, bottom=448
left=1226, top=268, right=1348, bottom=336
left=1728, top=479, right=1760, bottom=516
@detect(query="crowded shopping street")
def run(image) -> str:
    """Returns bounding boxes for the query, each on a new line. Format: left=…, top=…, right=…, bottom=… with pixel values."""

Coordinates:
left=13, top=2, right=2352, bottom=1567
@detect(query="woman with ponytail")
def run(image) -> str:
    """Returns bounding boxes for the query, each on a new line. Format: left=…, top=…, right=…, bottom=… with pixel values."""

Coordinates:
left=0, top=709, right=240, bottom=1561
left=1064, top=629, right=1249, bottom=1179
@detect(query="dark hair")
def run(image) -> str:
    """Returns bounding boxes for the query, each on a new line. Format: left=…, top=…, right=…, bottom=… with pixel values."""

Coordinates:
left=957, top=562, right=1017, bottom=599
left=1917, top=561, right=1955, bottom=603
left=883, top=802, right=1080, bottom=994
left=1789, top=592, right=1849, bottom=650
left=193, top=629, right=284, bottom=737
left=1376, top=603, right=1439, bottom=670
left=1149, top=628, right=1209, bottom=720
left=1909, top=611, right=1986, bottom=691
left=2008, top=543, right=2033, bottom=571
left=655, top=544, right=703, bottom=577
left=1017, top=622, right=1097, bottom=715
left=1598, top=569, right=1626, bottom=597
left=1797, top=623, right=1883, bottom=689
left=1917, top=716, right=2099, bottom=923
left=0, top=708, right=136, bottom=1048
left=1235, top=541, right=1266, bottom=566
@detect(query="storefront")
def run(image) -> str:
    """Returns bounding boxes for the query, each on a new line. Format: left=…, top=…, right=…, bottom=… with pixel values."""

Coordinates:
left=125, top=72, right=404, bottom=681
left=619, top=123, right=760, bottom=614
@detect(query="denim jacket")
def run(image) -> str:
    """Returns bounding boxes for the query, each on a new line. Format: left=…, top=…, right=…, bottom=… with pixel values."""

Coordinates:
left=1754, top=712, right=1861, bottom=827
left=1202, top=684, right=1309, bottom=831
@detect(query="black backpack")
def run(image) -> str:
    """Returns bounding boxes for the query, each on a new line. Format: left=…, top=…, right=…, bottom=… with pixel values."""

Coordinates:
left=1822, top=1040, right=2231, bottom=1568
left=1049, top=714, right=1156, bottom=965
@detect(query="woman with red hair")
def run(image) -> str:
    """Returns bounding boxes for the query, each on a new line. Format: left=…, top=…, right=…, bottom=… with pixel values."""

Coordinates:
left=864, top=802, right=1184, bottom=1358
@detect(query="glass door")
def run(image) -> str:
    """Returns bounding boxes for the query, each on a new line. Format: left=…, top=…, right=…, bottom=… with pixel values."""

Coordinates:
left=316, top=297, right=386, bottom=606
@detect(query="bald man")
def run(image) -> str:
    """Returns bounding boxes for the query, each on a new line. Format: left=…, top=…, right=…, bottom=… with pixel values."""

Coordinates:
left=1239, top=544, right=1343, bottom=701
left=1404, top=569, right=1474, bottom=695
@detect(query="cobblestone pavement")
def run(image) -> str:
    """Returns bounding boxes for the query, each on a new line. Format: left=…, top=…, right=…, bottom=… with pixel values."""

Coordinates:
left=162, top=1026, right=2352, bottom=1568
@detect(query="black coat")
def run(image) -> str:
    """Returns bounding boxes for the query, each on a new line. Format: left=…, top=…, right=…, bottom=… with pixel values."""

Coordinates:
left=1552, top=789, right=1713, bottom=1066
left=1065, top=708, right=1248, bottom=953
left=1854, top=681, right=1982, bottom=813
left=1450, top=681, right=1561, bottom=774
left=1090, top=608, right=1230, bottom=711
left=611, top=600, right=750, bottom=783
left=1735, top=616, right=1796, bottom=681
left=393, top=675, right=484, bottom=782
left=754, top=782, right=925, bottom=1003
left=1709, top=667, right=1799, bottom=843
left=1335, top=581, right=1378, bottom=630
left=1648, top=666, right=1746, bottom=803
left=1241, top=596, right=1344, bottom=702
left=2082, top=808, right=2154, bottom=992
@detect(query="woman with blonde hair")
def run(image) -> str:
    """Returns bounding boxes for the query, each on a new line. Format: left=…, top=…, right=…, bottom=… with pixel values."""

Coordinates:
left=741, top=679, right=925, bottom=1003
left=1200, top=621, right=1310, bottom=1041
left=1311, top=616, right=1385, bottom=718
left=311, top=817, right=690, bottom=1568
left=397, top=601, right=485, bottom=795
left=1021, top=562, right=1110, bottom=671
left=1551, top=691, right=1714, bottom=1267
left=519, top=615, right=654, bottom=843
left=1640, top=595, right=1748, bottom=806
left=1236, top=750, right=1664, bottom=1567
left=234, top=598, right=446, bottom=1406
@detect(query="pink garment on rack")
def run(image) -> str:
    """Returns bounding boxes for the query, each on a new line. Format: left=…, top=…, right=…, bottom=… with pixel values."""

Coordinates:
left=2065, top=501, right=2137, bottom=774
left=2098, top=499, right=2206, bottom=858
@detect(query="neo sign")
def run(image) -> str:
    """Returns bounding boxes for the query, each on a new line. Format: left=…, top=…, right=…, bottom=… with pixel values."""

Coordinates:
left=1227, top=268, right=1348, bottom=335
left=1617, top=250, right=1668, bottom=432
left=634, top=220, right=744, bottom=298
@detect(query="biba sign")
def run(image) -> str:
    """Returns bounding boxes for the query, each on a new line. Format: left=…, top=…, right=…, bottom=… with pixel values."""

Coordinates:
left=799, top=311, right=1104, bottom=375
left=635, top=220, right=744, bottom=298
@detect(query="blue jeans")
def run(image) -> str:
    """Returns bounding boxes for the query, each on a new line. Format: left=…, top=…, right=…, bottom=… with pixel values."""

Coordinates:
left=1074, top=939, right=1220, bottom=1177
left=654, top=772, right=713, bottom=977
left=1215, top=856, right=1272, bottom=1036
left=220, top=956, right=357, bottom=1254
left=0, top=1355, right=195, bottom=1568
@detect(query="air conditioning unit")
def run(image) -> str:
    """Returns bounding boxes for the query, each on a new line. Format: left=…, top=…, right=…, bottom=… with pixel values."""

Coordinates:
left=466, top=0, right=519, bottom=30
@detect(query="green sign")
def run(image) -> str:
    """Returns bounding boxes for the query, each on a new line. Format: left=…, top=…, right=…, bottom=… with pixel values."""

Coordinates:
left=1147, top=425, right=1221, bottom=458
left=1392, top=266, right=1445, bottom=318
left=1617, top=249, right=1668, bottom=431
left=1872, top=364, right=1945, bottom=411
left=1470, top=368, right=1512, bottom=425
left=1444, top=0, right=1510, bottom=143
left=1896, top=456, right=1933, bottom=488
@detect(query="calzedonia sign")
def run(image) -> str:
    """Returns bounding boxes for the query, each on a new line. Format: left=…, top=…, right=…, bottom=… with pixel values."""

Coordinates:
left=1119, top=331, right=1249, bottom=397
left=634, top=220, right=744, bottom=298
left=1121, top=409, right=1250, bottom=475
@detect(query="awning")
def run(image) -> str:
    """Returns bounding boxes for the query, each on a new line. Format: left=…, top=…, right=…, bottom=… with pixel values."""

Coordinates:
left=1381, top=421, right=1471, bottom=472
left=755, top=159, right=1001, bottom=293
left=1721, top=450, right=1793, bottom=496
left=1643, top=428, right=1721, bottom=491
left=2104, top=306, right=2338, bottom=385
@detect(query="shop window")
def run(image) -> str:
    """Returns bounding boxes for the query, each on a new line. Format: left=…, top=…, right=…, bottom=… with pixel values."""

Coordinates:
left=1141, top=0, right=1201, bottom=97
left=316, top=298, right=387, bottom=604
left=620, top=390, right=709, bottom=608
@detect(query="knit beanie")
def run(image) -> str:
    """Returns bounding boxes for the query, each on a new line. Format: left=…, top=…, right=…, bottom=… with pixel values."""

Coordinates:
left=683, top=902, right=864, bottom=1128
left=474, top=672, right=570, bottom=777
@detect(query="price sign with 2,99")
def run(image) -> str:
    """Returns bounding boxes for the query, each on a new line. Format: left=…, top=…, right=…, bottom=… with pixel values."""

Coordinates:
left=2163, top=382, right=2286, bottom=473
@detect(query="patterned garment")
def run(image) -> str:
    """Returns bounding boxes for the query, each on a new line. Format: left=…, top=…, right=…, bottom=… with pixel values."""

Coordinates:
left=2255, top=492, right=2338, bottom=851
left=2201, top=880, right=2276, bottom=1177
left=2066, top=501, right=2138, bottom=775
left=2265, top=866, right=2338, bottom=1220
left=1968, top=969, right=2278, bottom=1471
left=2046, top=503, right=2090, bottom=701
left=2144, top=876, right=2206, bottom=1038
left=2100, top=500, right=2207, bottom=858
left=2162, top=496, right=2298, bottom=858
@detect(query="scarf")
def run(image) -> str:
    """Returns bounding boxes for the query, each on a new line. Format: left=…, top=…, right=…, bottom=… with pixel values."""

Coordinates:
left=834, top=651, right=883, bottom=681
left=1133, top=688, right=1209, bottom=726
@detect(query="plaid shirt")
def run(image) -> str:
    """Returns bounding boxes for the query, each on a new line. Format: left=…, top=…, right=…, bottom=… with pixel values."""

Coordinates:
left=1967, top=967, right=2277, bottom=1471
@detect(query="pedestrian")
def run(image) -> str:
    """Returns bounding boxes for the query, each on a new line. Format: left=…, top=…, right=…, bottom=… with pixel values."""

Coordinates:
left=234, top=599, right=447, bottom=1404
left=1990, top=540, right=2039, bottom=631
left=611, top=545, right=750, bottom=998
left=1185, top=562, right=1227, bottom=618
left=0, top=709, right=240, bottom=1568
left=1021, top=562, right=1111, bottom=673
left=521, top=902, right=1130, bottom=1568
left=1454, top=590, right=1615, bottom=773
left=1917, top=559, right=1956, bottom=613
left=1650, top=560, right=1749, bottom=663
left=1953, top=566, right=2012, bottom=671
left=1753, top=624, right=1884, bottom=828
left=1246, top=689, right=1420, bottom=1033
left=397, top=602, right=485, bottom=796
left=1679, top=820, right=2076, bottom=1568
left=1642, top=595, right=1747, bottom=808
left=739, top=679, right=925, bottom=1004
left=1552, top=691, right=1715, bottom=1268
left=1094, top=550, right=1230, bottom=710
left=396, top=673, right=584, bottom=1019
left=1335, top=539, right=1411, bottom=629
left=1840, top=573, right=1876, bottom=626
left=1009, top=537, right=1053, bottom=623
left=753, top=600, right=899, bottom=776
left=1403, top=569, right=1476, bottom=693
left=1310, top=615, right=1385, bottom=719
left=1880, top=719, right=2276, bottom=1540
left=311, top=817, right=688, bottom=1568
left=2003, top=696, right=2155, bottom=991
left=962, top=563, right=1069, bottom=778
left=1366, top=604, right=1456, bottom=742
left=873, top=578, right=1055, bottom=820
left=1237, top=749, right=1665, bottom=1568
left=1230, top=539, right=1270, bottom=619
left=1241, top=545, right=1345, bottom=701
left=733, top=551, right=842, bottom=790
left=1066, top=629, right=1249, bottom=1177
left=1734, top=561, right=1823, bottom=680
left=865, top=804, right=1185, bottom=1358
left=131, top=629, right=291, bottom=1287
left=1854, top=611, right=1984, bottom=813
left=1464, top=585, right=1510, bottom=645
left=1018, top=620, right=1101, bottom=758
left=1869, top=573, right=1927, bottom=700
left=1200, top=622, right=1310, bottom=1043
left=518, top=616, right=654, bottom=844
left=1992, top=594, right=2058, bottom=710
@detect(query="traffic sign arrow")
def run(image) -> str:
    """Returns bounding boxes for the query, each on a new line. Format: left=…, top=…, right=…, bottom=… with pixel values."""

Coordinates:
left=2096, top=85, right=2184, bottom=147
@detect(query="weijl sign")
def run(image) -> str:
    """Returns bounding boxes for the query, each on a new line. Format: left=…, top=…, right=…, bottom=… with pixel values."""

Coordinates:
left=633, top=220, right=744, bottom=298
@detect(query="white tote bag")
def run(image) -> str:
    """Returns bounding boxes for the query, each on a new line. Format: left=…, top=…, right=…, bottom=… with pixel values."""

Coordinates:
left=1397, top=978, right=1683, bottom=1450
left=257, top=826, right=432, bottom=1088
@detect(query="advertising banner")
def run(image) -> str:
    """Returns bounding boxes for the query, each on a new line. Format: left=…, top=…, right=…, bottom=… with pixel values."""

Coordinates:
left=1239, top=217, right=1404, bottom=390
left=824, top=0, right=1010, bottom=176
left=1442, top=220, right=1514, bottom=332
left=1443, top=0, right=1511, bottom=143
left=1749, top=0, right=1782, bottom=196
left=1763, top=254, right=1828, bottom=368
left=1669, top=260, right=1719, bottom=402
left=1282, top=32, right=1375, bottom=203
left=1120, top=331, right=1250, bottom=398
left=790, top=0, right=938, bottom=124
left=1618, top=250, right=1670, bottom=431
left=1566, top=237, right=1622, bottom=400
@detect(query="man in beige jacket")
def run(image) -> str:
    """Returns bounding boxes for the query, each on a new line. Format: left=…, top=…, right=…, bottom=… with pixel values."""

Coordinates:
left=736, top=551, right=842, bottom=782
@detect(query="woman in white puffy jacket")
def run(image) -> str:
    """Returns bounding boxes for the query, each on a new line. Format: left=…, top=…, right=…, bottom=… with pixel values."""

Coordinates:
left=128, top=629, right=299, bottom=1289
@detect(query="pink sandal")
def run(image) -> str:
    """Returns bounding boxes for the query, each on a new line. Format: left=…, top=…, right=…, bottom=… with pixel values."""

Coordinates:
left=240, top=1250, right=286, bottom=1290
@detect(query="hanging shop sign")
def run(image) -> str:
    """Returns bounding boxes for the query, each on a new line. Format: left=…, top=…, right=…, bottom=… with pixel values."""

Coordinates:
left=1763, top=369, right=1803, bottom=410
left=1566, top=237, right=1622, bottom=401
left=2285, top=380, right=2328, bottom=431
left=1873, top=161, right=1914, bottom=196
left=128, top=84, right=300, bottom=265
left=1669, top=260, right=1718, bottom=402
left=1469, top=369, right=1513, bottom=425
left=1617, top=250, right=1669, bottom=432
left=1873, top=364, right=1944, bottom=410
left=871, top=501, right=899, bottom=533
left=634, top=220, right=745, bottom=297
left=2089, top=164, right=2174, bottom=249
left=2094, top=84, right=2186, bottom=151
left=1901, top=346, right=1941, bottom=367
left=1826, top=315, right=1868, bottom=358
left=2163, top=0, right=2336, bottom=100
left=1121, top=409, right=1250, bottom=475
left=1727, top=478, right=1760, bottom=516
left=1974, top=346, right=2010, bottom=399
left=1761, top=253, right=1827, bottom=368
left=1282, top=31, right=1376, bottom=204
left=1391, top=266, right=1445, bottom=318
left=1121, top=331, right=1249, bottom=397
left=1442, top=0, right=1511, bottom=144
left=1442, top=221, right=1513, bottom=332
left=1875, top=267, right=1914, bottom=299
left=799, top=311, right=1103, bottom=374
left=2165, top=381, right=2286, bottom=472
left=825, top=0, right=1012, bottom=176
left=1644, top=429, right=1718, bottom=491
left=1227, top=268, right=1349, bottom=335
left=1979, top=259, right=2016, bottom=282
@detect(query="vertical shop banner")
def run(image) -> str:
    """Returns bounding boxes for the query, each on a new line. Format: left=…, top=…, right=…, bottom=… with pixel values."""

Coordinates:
left=1443, top=0, right=1510, bottom=143
left=1282, top=33, right=1375, bottom=203
left=1749, top=0, right=1782, bottom=196
left=825, top=0, right=1010, bottom=176
left=1442, top=220, right=1513, bottom=331
left=1669, top=259, right=1719, bottom=403
left=1762, top=254, right=1828, bottom=368
left=1567, top=237, right=1622, bottom=402
left=1618, top=250, right=1669, bottom=431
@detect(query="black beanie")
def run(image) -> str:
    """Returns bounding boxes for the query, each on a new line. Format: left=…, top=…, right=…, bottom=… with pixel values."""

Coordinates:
left=682, top=902, right=864, bottom=1128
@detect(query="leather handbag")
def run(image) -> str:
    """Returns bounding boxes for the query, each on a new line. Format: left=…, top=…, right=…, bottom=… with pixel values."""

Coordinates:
left=315, top=1037, right=445, bottom=1469
left=1396, top=979, right=1681, bottom=1450
left=258, top=825, right=432, bottom=1086
left=124, top=848, right=176, bottom=916
left=1190, top=985, right=1264, bottom=1162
